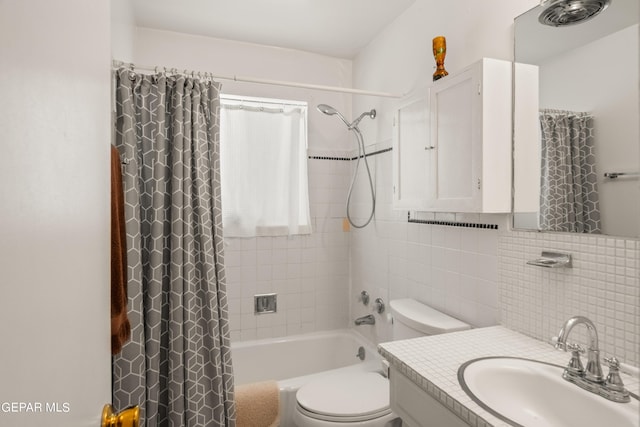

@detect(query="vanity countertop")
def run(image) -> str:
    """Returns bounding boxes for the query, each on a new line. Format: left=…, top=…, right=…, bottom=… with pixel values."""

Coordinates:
left=378, top=326, right=640, bottom=427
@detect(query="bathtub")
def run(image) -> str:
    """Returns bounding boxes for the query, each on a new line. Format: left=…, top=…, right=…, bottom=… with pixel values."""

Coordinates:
left=231, top=329, right=385, bottom=425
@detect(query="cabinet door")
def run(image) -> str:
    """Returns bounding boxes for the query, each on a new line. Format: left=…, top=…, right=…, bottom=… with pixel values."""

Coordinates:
left=389, top=367, right=469, bottom=427
left=392, top=91, right=431, bottom=210
left=392, top=58, right=511, bottom=213
left=428, top=58, right=511, bottom=213
left=429, top=65, right=482, bottom=211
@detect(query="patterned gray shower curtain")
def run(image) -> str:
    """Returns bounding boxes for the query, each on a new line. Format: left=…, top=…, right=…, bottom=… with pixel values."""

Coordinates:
left=539, top=109, right=601, bottom=233
left=112, top=68, right=236, bottom=427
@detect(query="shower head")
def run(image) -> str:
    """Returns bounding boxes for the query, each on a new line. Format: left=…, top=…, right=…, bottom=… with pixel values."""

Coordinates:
left=317, top=104, right=350, bottom=127
left=317, top=104, right=376, bottom=130
left=538, top=0, right=610, bottom=27
left=317, top=104, right=338, bottom=116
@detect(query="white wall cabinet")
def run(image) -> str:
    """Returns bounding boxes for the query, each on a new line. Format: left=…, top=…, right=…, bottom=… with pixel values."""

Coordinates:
left=392, top=58, right=512, bottom=213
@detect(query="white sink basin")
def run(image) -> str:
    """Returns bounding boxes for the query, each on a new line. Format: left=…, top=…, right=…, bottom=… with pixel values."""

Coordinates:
left=458, top=357, right=639, bottom=427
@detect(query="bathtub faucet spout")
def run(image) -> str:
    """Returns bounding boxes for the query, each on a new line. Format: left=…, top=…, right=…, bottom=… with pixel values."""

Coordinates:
left=355, top=314, right=375, bottom=326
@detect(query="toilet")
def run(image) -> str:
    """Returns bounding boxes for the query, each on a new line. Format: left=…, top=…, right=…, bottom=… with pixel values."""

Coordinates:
left=292, top=299, right=471, bottom=426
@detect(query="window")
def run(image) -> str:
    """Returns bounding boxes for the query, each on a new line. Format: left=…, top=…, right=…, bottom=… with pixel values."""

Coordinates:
left=220, top=95, right=311, bottom=237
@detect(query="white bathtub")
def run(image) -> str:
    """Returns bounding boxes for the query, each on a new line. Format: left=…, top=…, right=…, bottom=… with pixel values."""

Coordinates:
left=231, top=329, right=385, bottom=425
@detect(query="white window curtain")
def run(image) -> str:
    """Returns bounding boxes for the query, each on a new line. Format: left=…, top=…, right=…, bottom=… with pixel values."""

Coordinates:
left=220, top=95, right=312, bottom=237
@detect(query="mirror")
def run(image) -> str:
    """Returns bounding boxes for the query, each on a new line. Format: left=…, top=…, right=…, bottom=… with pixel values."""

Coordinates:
left=513, top=0, right=639, bottom=238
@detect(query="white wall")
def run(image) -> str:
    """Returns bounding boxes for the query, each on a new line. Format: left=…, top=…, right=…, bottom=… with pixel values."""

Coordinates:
left=111, top=0, right=136, bottom=62
left=132, top=28, right=357, bottom=340
left=133, top=27, right=354, bottom=153
left=349, top=0, right=539, bottom=344
left=353, top=0, right=540, bottom=150
left=351, top=0, right=638, bottom=370
left=117, top=2, right=639, bottom=369
left=0, top=1, right=111, bottom=425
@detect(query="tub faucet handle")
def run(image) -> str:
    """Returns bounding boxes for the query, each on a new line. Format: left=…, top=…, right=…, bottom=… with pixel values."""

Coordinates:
left=374, top=298, right=385, bottom=314
left=360, top=291, right=370, bottom=305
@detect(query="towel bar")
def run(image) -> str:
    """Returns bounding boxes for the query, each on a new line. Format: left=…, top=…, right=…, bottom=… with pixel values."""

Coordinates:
left=604, top=172, right=639, bottom=179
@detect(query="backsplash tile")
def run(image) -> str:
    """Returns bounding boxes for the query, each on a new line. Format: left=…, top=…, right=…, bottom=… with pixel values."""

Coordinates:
left=498, top=231, right=639, bottom=366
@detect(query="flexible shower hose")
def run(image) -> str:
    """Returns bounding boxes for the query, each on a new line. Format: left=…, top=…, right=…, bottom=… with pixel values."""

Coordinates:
left=346, top=126, right=376, bottom=228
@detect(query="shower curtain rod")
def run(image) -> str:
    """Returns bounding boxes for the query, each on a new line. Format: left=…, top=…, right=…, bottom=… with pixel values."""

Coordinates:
left=112, top=60, right=403, bottom=99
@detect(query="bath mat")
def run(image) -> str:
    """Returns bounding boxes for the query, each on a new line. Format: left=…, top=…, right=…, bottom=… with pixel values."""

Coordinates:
left=235, top=380, right=280, bottom=427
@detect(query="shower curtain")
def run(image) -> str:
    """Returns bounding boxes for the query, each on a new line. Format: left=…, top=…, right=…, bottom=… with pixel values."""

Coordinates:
left=539, top=109, right=601, bottom=233
left=112, top=68, right=235, bottom=427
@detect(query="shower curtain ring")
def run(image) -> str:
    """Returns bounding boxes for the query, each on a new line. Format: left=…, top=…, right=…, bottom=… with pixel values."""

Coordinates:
left=127, top=62, right=136, bottom=80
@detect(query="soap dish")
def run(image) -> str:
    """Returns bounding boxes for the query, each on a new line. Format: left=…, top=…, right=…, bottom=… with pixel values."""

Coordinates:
left=526, top=251, right=572, bottom=268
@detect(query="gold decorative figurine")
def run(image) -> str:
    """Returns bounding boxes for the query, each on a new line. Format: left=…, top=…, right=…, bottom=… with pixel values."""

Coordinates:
left=432, top=36, right=449, bottom=81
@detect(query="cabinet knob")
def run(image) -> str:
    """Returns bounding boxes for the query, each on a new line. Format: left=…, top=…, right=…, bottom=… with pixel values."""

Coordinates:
left=424, top=146, right=435, bottom=150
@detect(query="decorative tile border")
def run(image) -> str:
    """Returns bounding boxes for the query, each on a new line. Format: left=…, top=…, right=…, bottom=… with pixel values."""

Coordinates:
left=408, top=213, right=499, bottom=230
left=308, top=146, right=392, bottom=161
left=307, top=154, right=351, bottom=161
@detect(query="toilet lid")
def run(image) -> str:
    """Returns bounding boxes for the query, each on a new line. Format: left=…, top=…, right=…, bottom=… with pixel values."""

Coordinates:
left=296, top=372, right=390, bottom=420
left=390, top=298, right=470, bottom=335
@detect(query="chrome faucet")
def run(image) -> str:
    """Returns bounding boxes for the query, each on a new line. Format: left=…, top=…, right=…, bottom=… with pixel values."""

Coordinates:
left=555, top=316, right=630, bottom=402
left=354, top=314, right=375, bottom=325
left=555, top=315, right=603, bottom=383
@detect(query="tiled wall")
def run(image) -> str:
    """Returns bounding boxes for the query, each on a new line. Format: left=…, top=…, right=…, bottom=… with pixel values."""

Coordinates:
left=227, top=142, right=640, bottom=372
left=348, top=144, right=640, bottom=370
left=499, top=231, right=640, bottom=366
left=349, top=146, right=509, bottom=345
left=352, top=218, right=506, bottom=317
left=226, top=153, right=352, bottom=341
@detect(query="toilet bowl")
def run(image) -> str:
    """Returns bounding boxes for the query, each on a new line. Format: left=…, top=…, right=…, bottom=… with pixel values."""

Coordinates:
left=293, top=299, right=470, bottom=426
left=292, top=372, right=397, bottom=427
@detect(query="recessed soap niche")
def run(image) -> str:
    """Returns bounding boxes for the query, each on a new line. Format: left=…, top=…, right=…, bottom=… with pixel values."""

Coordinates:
left=254, top=293, right=277, bottom=315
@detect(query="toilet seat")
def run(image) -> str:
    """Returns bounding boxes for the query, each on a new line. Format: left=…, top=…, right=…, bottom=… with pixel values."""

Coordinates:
left=296, top=372, right=391, bottom=422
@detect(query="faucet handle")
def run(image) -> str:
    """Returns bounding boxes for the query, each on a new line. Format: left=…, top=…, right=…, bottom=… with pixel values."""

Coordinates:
left=373, top=297, right=385, bottom=314
left=603, top=357, right=624, bottom=391
left=604, top=356, right=619, bottom=369
left=564, top=343, right=585, bottom=377
left=360, top=290, right=370, bottom=305
left=567, top=343, right=585, bottom=353
left=603, top=356, right=631, bottom=402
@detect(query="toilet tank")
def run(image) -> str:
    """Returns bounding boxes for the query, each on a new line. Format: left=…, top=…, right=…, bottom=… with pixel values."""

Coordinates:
left=389, top=299, right=470, bottom=340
